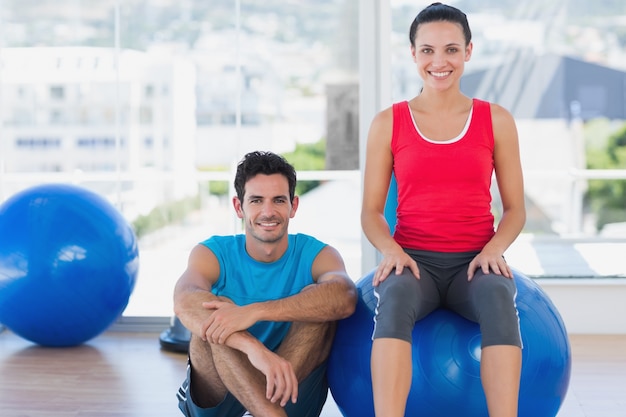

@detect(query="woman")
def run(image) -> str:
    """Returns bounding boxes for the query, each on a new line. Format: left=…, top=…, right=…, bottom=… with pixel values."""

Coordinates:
left=361, top=3, right=526, bottom=417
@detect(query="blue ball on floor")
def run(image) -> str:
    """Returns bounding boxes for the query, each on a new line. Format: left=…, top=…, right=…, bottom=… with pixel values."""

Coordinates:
left=328, top=269, right=571, bottom=417
left=0, top=184, right=139, bottom=347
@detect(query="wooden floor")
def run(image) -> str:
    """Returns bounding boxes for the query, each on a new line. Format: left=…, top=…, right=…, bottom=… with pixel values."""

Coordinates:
left=1, top=330, right=625, bottom=417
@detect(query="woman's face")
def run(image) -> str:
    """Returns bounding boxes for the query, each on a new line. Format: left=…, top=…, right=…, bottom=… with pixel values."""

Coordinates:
left=411, top=20, right=472, bottom=91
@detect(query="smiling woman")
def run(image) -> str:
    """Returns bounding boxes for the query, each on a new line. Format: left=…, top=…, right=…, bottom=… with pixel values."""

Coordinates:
left=361, top=3, right=526, bottom=416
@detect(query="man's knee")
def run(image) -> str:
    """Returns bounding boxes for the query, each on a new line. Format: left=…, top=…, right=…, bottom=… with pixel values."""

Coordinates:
left=283, top=321, right=335, bottom=354
left=186, top=340, right=229, bottom=409
left=277, top=320, right=335, bottom=381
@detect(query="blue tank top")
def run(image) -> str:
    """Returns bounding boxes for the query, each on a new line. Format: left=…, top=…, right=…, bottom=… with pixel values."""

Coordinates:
left=201, top=233, right=326, bottom=351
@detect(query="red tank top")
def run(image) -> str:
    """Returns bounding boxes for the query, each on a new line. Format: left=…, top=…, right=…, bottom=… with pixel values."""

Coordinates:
left=391, top=99, right=496, bottom=252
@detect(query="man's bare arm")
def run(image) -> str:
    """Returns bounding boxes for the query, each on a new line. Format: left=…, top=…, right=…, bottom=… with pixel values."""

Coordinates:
left=173, top=244, right=298, bottom=405
left=173, top=244, right=222, bottom=338
left=202, top=245, right=357, bottom=344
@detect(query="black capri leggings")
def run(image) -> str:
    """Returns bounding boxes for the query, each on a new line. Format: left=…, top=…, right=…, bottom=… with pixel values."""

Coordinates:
left=372, top=249, right=522, bottom=348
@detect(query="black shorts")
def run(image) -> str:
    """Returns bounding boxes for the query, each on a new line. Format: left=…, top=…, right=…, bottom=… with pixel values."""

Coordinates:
left=372, top=249, right=522, bottom=348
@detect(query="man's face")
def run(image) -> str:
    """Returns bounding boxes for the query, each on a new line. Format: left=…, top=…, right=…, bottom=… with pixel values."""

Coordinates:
left=233, top=174, right=298, bottom=245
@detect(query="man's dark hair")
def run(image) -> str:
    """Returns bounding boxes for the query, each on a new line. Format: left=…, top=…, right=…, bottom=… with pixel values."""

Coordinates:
left=234, top=151, right=297, bottom=202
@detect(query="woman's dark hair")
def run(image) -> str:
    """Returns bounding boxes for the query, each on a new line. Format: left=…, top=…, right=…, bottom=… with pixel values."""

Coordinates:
left=234, top=151, right=297, bottom=203
left=409, top=2, right=472, bottom=47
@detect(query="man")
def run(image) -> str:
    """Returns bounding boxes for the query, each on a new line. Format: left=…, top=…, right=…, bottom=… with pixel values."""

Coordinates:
left=174, top=151, right=357, bottom=417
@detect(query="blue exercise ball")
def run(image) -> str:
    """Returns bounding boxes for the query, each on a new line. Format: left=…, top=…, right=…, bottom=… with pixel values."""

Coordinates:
left=0, top=184, right=139, bottom=347
left=328, top=269, right=571, bottom=417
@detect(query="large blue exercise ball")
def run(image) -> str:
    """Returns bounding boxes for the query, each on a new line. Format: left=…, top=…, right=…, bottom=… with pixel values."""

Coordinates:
left=328, top=269, right=571, bottom=417
left=0, top=184, right=139, bottom=347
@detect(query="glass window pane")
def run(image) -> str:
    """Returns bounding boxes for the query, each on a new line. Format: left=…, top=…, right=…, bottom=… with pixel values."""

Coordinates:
left=1, top=0, right=361, bottom=318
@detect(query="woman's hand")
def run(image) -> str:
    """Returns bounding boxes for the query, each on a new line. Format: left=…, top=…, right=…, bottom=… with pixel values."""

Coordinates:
left=468, top=248, right=511, bottom=281
left=373, top=248, right=420, bottom=286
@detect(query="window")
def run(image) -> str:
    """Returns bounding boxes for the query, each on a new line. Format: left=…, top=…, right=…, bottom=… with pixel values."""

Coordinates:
left=139, top=106, right=153, bottom=124
left=3, top=0, right=621, bottom=324
left=76, top=137, right=117, bottom=148
left=0, top=0, right=360, bottom=320
left=50, top=86, right=65, bottom=100
left=15, top=137, right=61, bottom=149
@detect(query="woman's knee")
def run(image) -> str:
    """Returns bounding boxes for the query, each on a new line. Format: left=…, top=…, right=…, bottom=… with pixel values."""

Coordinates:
left=470, top=272, right=516, bottom=309
left=376, top=270, right=422, bottom=302
left=470, top=274, right=521, bottom=347
left=373, top=271, right=432, bottom=342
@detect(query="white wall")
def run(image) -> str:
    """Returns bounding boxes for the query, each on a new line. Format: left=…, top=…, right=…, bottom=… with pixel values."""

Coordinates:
left=537, top=279, right=626, bottom=334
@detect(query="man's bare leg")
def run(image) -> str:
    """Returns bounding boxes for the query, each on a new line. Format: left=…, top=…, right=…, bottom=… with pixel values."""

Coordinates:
left=210, top=340, right=288, bottom=416
left=189, top=321, right=335, bottom=417
left=277, top=320, right=336, bottom=381
left=190, top=334, right=287, bottom=416
left=188, top=335, right=228, bottom=407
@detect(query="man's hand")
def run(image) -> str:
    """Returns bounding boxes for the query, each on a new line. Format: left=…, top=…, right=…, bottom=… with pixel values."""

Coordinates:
left=200, top=300, right=298, bottom=407
left=201, top=300, right=257, bottom=344
left=246, top=346, right=299, bottom=407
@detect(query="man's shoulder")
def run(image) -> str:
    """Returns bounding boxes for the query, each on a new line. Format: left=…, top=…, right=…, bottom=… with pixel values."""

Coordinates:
left=289, top=232, right=323, bottom=243
left=289, top=233, right=328, bottom=254
left=199, top=234, right=244, bottom=250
